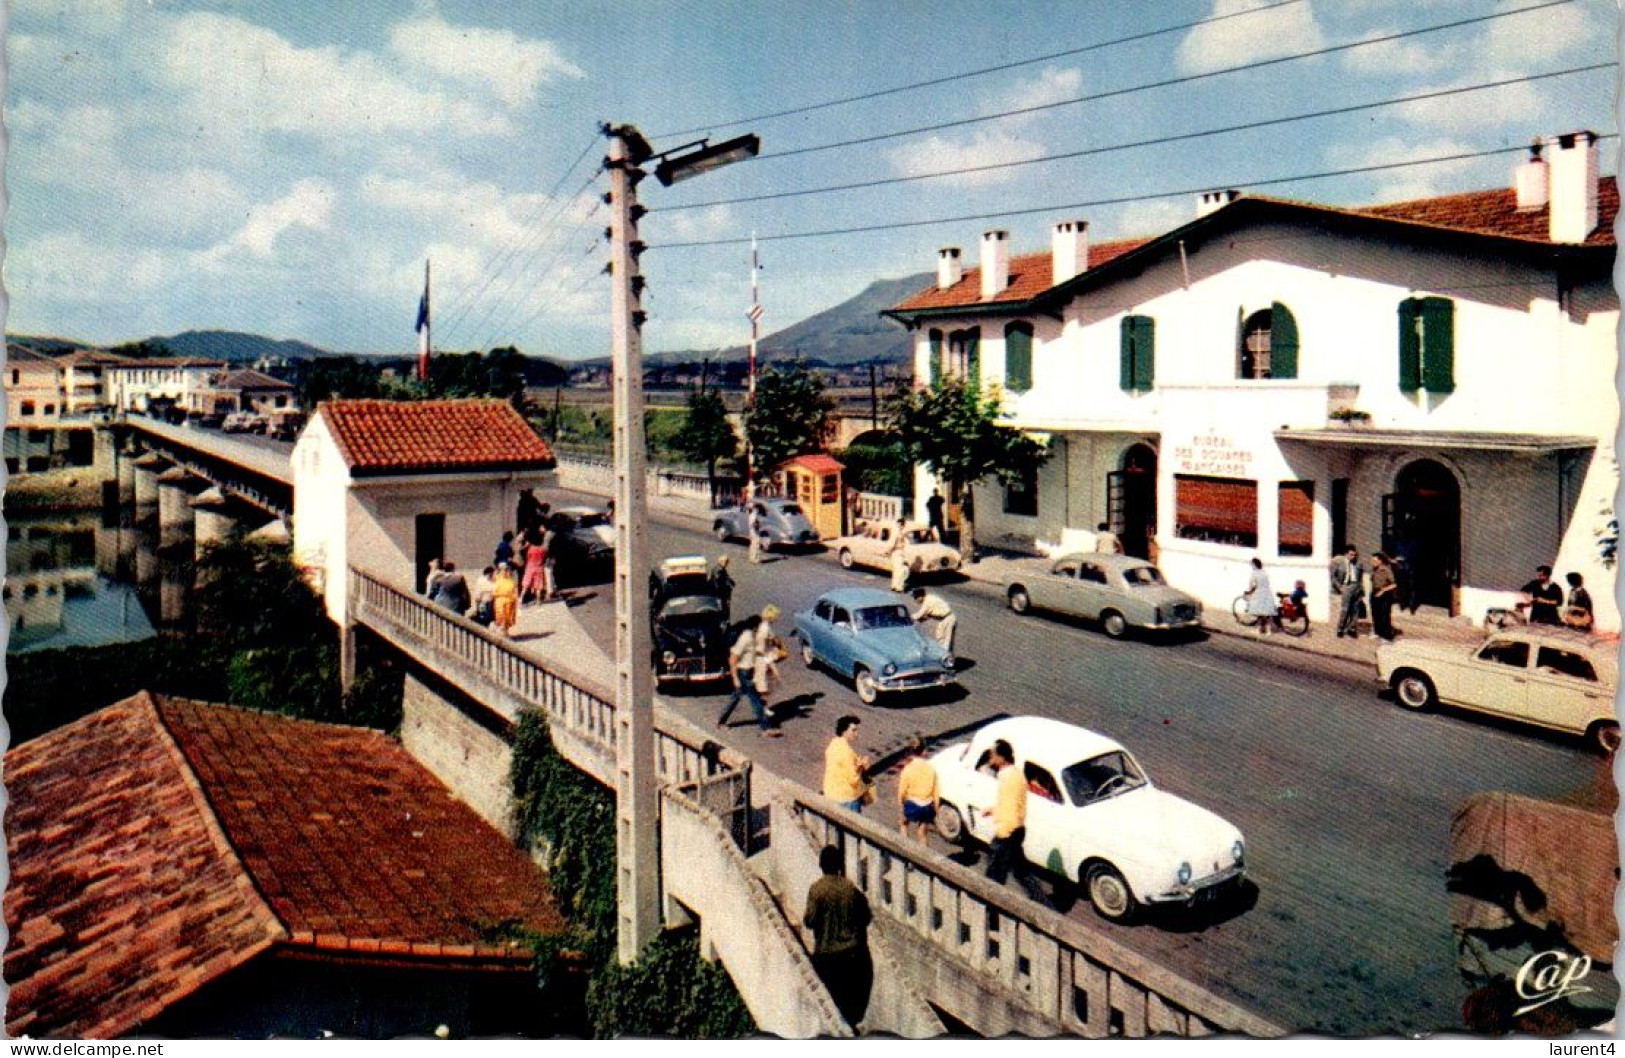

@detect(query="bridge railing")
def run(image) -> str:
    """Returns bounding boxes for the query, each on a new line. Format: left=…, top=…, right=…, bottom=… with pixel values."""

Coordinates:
left=857, top=492, right=905, bottom=525
left=789, top=795, right=1283, bottom=1039
left=350, top=566, right=748, bottom=834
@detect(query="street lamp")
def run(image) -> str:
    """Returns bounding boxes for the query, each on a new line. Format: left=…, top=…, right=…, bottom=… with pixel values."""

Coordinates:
left=602, top=122, right=759, bottom=966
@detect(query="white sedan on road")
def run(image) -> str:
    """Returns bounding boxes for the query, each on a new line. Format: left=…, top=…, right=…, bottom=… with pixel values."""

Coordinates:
left=1377, top=628, right=1619, bottom=752
left=832, top=521, right=961, bottom=578
left=930, top=716, right=1246, bottom=922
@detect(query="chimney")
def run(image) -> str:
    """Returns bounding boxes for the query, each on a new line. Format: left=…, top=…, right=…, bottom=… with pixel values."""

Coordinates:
left=1548, top=130, right=1598, bottom=244
left=980, top=230, right=1010, bottom=300
left=1196, top=189, right=1239, bottom=218
left=1052, top=220, right=1089, bottom=285
left=937, top=247, right=962, bottom=290
left=1513, top=140, right=1548, bottom=211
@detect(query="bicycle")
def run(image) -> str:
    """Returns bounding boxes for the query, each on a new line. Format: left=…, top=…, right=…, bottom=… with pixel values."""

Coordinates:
left=1232, top=593, right=1311, bottom=637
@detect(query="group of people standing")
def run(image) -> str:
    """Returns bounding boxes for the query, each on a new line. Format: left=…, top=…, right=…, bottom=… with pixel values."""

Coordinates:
left=422, top=509, right=564, bottom=640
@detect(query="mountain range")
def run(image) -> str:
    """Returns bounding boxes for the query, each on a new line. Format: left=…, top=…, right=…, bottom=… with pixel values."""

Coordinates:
left=7, top=271, right=933, bottom=368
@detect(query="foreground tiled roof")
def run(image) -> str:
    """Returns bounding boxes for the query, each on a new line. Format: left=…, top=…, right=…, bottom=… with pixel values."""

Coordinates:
left=891, top=239, right=1147, bottom=314
left=217, top=368, right=294, bottom=390
left=5, top=694, right=564, bottom=1038
left=889, top=177, right=1617, bottom=316
left=4, top=693, right=284, bottom=1039
left=319, top=399, right=555, bottom=475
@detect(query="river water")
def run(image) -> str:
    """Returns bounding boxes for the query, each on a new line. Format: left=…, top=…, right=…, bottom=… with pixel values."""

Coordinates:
left=4, top=508, right=176, bottom=654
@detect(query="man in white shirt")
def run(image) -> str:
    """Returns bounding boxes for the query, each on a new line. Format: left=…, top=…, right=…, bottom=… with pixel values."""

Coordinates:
left=910, top=588, right=957, bottom=654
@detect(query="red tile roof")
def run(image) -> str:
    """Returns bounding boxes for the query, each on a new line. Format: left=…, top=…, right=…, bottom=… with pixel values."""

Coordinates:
left=217, top=368, right=294, bottom=390
left=778, top=453, right=845, bottom=474
left=891, top=239, right=1147, bottom=314
left=5, top=694, right=565, bottom=1038
left=103, top=358, right=225, bottom=370
left=4, top=693, right=284, bottom=1039
left=159, top=698, right=564, bottom=953
left=889, top=177, right=1616, bottom=316
left=319, top=399, right=555, bottom=475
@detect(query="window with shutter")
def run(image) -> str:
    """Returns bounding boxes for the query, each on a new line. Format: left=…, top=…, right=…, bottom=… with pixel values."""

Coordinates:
left=1420, top=296, right=1455, bottom=393
left=1133, top=315, right=1155, bottom=391
left=1174, top=475, right=1258, bottom=548
left=1278, top=481, right=1314, bottom=556
left=1397, top=299, right=1422, bottom=392
left=1004, top=323, right=1033, bottom=393
left=1269, top=302, right=1298, bottom=379
left=928, top=329, right=943, bottom=387
left=966, top=329, right=981, bottom=385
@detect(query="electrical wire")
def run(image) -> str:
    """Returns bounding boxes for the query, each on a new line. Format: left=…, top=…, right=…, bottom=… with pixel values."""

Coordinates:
left=651, top=0, right=1306, bottom=139
left=652, top=64, right=1613, bottom=213
left=470, top=200, right=606, bottom=351
left=648, top=137, right=1619, bottom=250
left=697, top=0, right=1576, bottom=166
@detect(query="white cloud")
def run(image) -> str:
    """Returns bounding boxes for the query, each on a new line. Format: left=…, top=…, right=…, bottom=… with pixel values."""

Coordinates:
left=388, top=15, right=583, bottom=108
left=658, top=204, right=740, bottom=243
left=1110, top=198, right=1193, bottom=239
left=1175, top=0, right=1327, bottom=75
left=202, top=179, right=336, bottom=264
left=987, top=67, right=1084, bottom=116
left=1341, top=32, right=1454, bottom=77
left=1324, top=135, right=1481, bottom=202
left=1393, top=77, right=1545, bottom=133
left=885, top=67, right=1081, bottom=188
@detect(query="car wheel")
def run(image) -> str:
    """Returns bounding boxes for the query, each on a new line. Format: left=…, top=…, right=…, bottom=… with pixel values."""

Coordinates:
left=800, top=636, right=816, bottom=668
left=1084, top=862, right=1137, bottom=924
left=1392, top=670, right=1437, bottom=711
left=854, top=667, right=879, bottom=705
left=1587, top=720, right=1621, bottom=755
left=1008, top=585, right=1031, bottom=614
left=1101, top=610, right=1128, bottom=639
left=714, top=522, right=731, bottom=542
left=838, top=548, right=854, bottom=570
left=935, top=802, right=967, bottom=845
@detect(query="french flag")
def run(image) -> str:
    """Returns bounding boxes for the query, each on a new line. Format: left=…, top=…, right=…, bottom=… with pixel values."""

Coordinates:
left=416, top=260, right=431, bottom=380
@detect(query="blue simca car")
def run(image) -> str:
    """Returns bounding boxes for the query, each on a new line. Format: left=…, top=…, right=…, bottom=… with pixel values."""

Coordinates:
left=714, top=498, right=821, bottom=551
left=793, top=587, right=957, bottom=704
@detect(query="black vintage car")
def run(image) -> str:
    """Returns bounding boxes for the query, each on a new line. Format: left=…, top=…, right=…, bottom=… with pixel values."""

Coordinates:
left=548, top=506, right=616, bottom=586
left=649, top=556, right=730, bottom=686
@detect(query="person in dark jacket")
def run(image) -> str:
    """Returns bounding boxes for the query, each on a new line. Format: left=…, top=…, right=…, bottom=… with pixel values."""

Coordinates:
left=431, top=560, right=471, bottom=614
left=804, top=844, right=873, bottom=1030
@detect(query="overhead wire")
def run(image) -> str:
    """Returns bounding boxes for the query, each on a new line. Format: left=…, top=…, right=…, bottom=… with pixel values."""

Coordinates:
left=648, top=137, right=1620, bottom=250
left=470, top=195, right=607, bottom=351
left=652, top=64, right=1614, bottom=213
left=651, top=0, right=1307, bottom=139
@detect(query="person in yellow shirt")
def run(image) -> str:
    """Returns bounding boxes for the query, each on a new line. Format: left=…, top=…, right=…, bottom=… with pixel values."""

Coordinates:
left=895, top=736, right=938, bottom=842
left=981, top=739, right=1050, bottom=906
left=823, top=715, right=870, bottom=813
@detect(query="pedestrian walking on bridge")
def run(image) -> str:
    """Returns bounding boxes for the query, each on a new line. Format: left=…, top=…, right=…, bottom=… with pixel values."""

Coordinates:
left=982, top=740, right=1050, bottom=907
left=824, top=715, right=870, bottom=812
left=896, top=737, right=938, bottom=843
left=804, top=844, right=874, bottom=1031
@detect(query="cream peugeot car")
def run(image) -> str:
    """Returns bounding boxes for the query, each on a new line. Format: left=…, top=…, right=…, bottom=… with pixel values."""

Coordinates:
left=1377, top=628, right=1619, bottom=752
left=930, top=716, right=1246, bottom=923
left=833, top=521, right=961, bottom=578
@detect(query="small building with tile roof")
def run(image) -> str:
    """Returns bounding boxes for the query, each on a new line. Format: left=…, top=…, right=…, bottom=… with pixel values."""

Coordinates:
left=104, top=357, right=228, bottom=416
left=214, top=367, right=297, bottom=415
left=53, top=348, right=133, bottom=414
left=4, top=691, right=568, bottom=1039
left=884, top=131, right=1618, bottom=630
left=293, top=399, right=556, bottom=624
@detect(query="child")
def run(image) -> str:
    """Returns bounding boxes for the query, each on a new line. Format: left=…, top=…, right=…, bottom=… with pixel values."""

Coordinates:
left=1289, top=579, right=1309, bottom=616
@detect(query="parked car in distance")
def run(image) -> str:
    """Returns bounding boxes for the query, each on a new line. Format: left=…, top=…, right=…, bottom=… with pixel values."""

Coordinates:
left=713, top=497, right=821, bottom=551
left=222, top=411, right=266, bottom=434
left=649, top=556, right=729, bottom=686
left=548, top=506, right=616, bottom=586
left=1006, top=553, right=1202, bottom=638
left=832, top=521, right=961, bottom=578
left=793, top=586, right=955, bottom=704
left=267, top=408, right=307, bottom=442
left=1376, top=627, right=1620, bottom=752
left=930, top=716, right=1247, bottom=923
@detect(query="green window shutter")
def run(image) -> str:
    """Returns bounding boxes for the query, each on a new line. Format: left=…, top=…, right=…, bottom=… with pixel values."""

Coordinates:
left=1119, top=317, right=1136, bottom=392
left=1005, top=324, right=1032, bottom=393
left=1269, top=302, right=1298, bottom=379
left=1235, top=307, right=1246, bottom=378
left=966, top=329, right=981, bottom=387
left=1397, top=299, right=1421, bottom=392
left=1135, top=315, right=1156, bottom=391
left=928, top=329, right=943, bottom=387
left=1420, top=296, right=1455, bottom=393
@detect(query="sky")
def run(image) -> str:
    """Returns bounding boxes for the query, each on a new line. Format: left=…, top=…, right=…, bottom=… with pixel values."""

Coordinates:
left=3, top=0, right=1618, bottom=359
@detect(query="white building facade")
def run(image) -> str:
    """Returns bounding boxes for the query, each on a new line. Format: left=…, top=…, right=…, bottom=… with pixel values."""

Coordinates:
left=887, top=133, right=1619, bottom=631
left=104, top=359, right=226, bottom=414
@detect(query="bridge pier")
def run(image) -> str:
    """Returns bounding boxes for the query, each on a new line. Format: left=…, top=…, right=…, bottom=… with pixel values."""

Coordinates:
left=157, top=468, right=203, bottom=553
left=189, top=487, right=238, bottom=565
left=115, top=444, right=137, bottom=507
left=132, top=454, right=168, bottom=518
left=339, top=622, right=358, bottom=693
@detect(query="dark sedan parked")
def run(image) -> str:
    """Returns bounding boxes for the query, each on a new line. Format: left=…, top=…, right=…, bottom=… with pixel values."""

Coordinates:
left=548, top=506, right=616, bottom=586
left=649, top=556, right=730, bottom=686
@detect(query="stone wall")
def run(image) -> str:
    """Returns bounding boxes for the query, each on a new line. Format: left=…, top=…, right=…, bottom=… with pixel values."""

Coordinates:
left=400, top=673, right=517, bottom=840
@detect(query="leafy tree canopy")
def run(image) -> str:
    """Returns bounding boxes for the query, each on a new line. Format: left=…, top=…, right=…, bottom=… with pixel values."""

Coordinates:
left=743, top=363, right=835, bottom=475
left=672, top=385, right=739, bottom=471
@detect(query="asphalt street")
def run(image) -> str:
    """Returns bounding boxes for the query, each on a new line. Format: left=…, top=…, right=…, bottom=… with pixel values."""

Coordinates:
left=540, top=488, right=1606, bottom=1035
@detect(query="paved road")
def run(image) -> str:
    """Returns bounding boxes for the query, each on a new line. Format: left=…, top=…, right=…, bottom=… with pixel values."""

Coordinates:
left=540, top=488, right=1606, bottom=1035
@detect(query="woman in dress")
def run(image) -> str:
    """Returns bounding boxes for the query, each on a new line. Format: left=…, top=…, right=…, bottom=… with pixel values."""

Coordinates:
left=1244, top=556, right=1277, bottom=635
left=520, top=527, right=548, bottom=605
left=492, top=563, right=520, bottom=636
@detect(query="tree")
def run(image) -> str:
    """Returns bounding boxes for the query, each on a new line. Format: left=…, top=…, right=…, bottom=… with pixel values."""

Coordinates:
left=742, top=364, right=835, bottom=483
left=886, top=376, right=1051, bottom=558
left=672, top=385, right=739, bottom=504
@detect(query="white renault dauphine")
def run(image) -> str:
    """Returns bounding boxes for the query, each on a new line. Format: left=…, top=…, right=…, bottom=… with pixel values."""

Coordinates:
left=833, top=521, right=961, bottom=578
left=929, top=716, right=1246, bottom=923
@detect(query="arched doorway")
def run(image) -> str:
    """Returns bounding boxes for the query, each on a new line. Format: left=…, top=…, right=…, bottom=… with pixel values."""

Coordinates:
left=1384, top=459, right=1460, bottom=611
left=1108, top=443, right=1158, bottom=559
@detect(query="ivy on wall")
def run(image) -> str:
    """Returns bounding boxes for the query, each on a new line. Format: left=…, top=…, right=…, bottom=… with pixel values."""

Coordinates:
left=509, top=710, right=755, bottom=1038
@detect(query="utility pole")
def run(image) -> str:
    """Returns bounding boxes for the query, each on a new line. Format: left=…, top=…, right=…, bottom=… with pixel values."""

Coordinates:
left=604, top=123, right=658, bottom=965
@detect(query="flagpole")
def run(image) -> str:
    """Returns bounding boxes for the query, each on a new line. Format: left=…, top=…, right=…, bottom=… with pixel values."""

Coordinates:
left=746, top=233, right=760, bottom=498
left=419, top=259, right=432, bottom=382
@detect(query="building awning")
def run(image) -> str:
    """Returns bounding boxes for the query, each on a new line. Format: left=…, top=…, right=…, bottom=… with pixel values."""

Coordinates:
left=1273, top=427, right=1595, bottom=453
